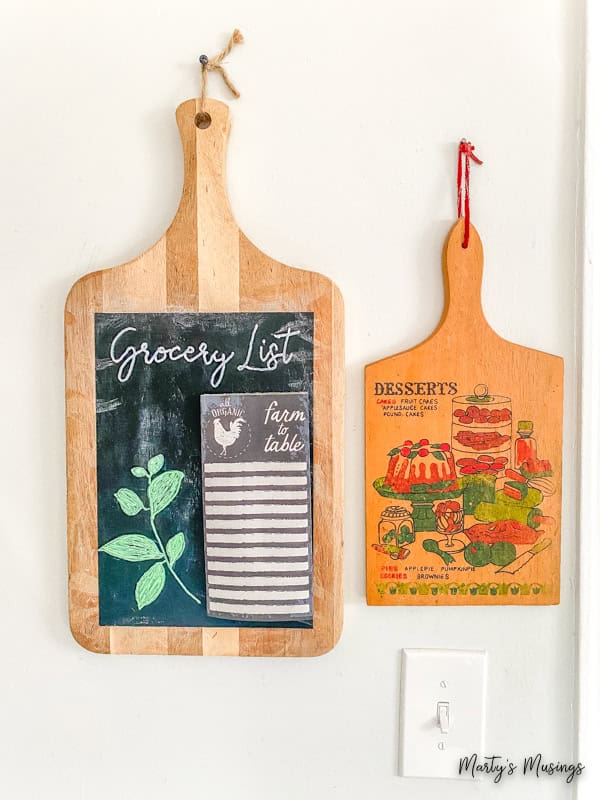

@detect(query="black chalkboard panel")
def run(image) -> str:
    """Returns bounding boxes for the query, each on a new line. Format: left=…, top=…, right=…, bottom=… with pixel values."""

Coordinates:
left=94, top=312, right=314, bottom=628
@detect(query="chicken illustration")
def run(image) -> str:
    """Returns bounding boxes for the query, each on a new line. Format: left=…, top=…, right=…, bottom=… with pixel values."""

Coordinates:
left=213, top=417, right=246, bottom=456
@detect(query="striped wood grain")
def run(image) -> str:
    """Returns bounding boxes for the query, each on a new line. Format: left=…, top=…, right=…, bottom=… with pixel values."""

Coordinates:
left=65, top=98, right=344, bottom=655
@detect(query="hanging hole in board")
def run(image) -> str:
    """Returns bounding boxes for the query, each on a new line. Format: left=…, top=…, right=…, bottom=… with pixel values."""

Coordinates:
left=195, top=111, right=212, bottom=129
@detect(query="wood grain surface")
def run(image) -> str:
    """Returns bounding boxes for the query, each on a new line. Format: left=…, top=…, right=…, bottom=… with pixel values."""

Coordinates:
left=365, top=221, right=563, bottom=605
left=65, top=98, right=344, bottom=655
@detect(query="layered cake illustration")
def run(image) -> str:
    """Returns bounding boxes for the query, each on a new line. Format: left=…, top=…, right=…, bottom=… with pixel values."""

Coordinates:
left=382, top=439, right=458, bottom=495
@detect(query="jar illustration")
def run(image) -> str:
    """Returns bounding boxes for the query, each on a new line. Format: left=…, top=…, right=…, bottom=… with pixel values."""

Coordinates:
left=515, top=420, right=537, bottom=468
left=452, top=384, right=512, bottom=465
left=378, top=506, right=415, bottom=548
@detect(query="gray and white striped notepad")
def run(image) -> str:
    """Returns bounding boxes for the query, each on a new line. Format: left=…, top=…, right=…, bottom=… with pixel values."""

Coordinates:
left=200, top=392, right=312, bottom=622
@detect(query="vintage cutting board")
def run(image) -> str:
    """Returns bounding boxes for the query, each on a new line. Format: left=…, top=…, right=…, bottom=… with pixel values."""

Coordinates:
left=365, top=220, right=563, bottom=605
left=65, top=98, right=344, bottom=655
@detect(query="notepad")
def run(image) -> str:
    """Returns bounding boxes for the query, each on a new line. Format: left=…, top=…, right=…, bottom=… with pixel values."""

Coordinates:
left=200, top=392, right=313, bottom=621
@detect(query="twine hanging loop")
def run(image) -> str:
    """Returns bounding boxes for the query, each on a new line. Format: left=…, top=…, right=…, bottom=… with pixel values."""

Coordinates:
left=199, top=29, right=244, bottom=112
left=457, top=139, right=483, bottom=248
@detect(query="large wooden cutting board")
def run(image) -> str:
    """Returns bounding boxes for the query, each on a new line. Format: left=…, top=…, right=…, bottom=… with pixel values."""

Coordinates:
left=365, top=221, right=563, bottom=605
left=65, top=98, right=344, bottom=655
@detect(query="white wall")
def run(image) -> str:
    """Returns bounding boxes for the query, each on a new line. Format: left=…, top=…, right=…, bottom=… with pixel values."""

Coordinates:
left=0, top=1, right=584, bottom=798
left=578, top=6, right=600, bottom=798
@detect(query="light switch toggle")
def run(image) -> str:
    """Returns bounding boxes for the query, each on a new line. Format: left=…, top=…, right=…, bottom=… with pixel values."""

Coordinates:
left=437, top=701, right=450, bottom=734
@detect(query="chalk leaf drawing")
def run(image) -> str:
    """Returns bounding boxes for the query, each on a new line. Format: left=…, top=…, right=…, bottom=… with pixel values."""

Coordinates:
left=148, top=470, right=184, bottom=516
left=99, top=455, right=201, bottom=610
left=166, top=532, right=186, bottom=566
left=98, top=534, right=162, bottom=562
left=114, top=488, right=145, bottom=516
left=148, top=454, right=165, bottom=475
left=135, top=562, right=166, bottom=611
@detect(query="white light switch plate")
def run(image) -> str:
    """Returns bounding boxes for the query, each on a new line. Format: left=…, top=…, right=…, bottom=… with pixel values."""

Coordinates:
left=400, top=648, right=487, bottom=779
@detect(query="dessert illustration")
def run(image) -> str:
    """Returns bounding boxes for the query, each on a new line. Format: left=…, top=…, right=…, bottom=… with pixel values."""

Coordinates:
left=457, top=454, right=507, bottom=514
left=374, top=438, right=462, bottom=532
left=372, top=505, right=415, bottom=560
left=434, top=499, right=467, bottom=552
left=474, top=484, right=543, bottom=528
left=383, top=439, right=458, bottom=494
left=369, top=382, right=558, bottom=603
left=452, top=385, right=512, bottom=463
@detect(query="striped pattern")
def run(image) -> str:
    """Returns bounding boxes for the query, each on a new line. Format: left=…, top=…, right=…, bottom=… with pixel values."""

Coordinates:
left=204, top=461, right=306, bottom=473
left=203, top=460, right=312, bottom=620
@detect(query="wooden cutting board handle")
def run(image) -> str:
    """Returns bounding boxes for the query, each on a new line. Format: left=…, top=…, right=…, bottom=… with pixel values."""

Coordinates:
left=439, top=218, right=489, bottom=335
left=175, top=98, right=235, bottom=224
left=167, top=97, right=240, bottom=311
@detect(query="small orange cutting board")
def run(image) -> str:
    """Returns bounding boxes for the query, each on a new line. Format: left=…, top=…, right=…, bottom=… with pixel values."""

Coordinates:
left=65, top=98, right=344, bottom=655
left=365, top=220, right=563, bottom=605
